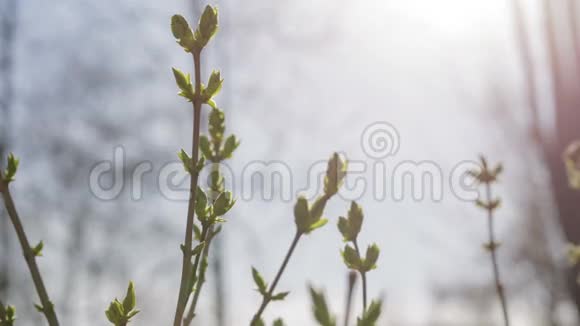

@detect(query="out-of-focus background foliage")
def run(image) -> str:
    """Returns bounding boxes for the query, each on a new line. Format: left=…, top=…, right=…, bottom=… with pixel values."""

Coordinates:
left=2, top=0, right=580, bottom=325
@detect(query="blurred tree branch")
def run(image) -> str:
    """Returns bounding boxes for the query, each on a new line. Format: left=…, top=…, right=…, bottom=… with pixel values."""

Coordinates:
left=510, top=0, right=580, bottom=317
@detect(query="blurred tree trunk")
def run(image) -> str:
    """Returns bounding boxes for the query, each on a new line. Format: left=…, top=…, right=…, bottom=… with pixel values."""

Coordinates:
left=569, top=0, right=580, bottom=77
left=0, top=0, right=18, bottom=299
left=511, top=3, right=562, bottom=323
left=512, top=0, right=580, bottom=317
left=543, top=0, right=580, bottom=314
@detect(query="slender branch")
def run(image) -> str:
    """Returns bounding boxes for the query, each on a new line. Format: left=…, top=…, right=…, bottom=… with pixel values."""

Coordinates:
left=183, top=229, right=211, bottom=326
left=251, top=231, right=302, bottom=324
left=173, top=50, right=203, bottom=326
left=183, top=163, right=219, bottom=326
left=181, top=225, right=209, bottom=324
left=0, top=176, right=59, bottom=326
left=352, top=240, right=367, bottom=312
left=184, top=163, right=221, bottom=326
left=212, top=232, right=226, bottom=326
left=343, top=271, right=356, bottom=326
left=485, top=182, right=510, bottom=326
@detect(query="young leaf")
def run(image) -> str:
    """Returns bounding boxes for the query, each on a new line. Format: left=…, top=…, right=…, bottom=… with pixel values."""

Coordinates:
left=195, top=186, right=209, bottom=221
left=309, top=196, right=328, bottom=222
left=209, top=170, right=224, bottom=192
left=191, top=242, right=206, bottom=256
left=324, top=153, right=347, bottom=197
left=122, top=282, right=136, bottom=313
left=5, top=305, right=15, bottom=323
left=363, top=244, right=380, bottom=272
left=357, top=300, right=382, bottom=326
left=204, top=70, right=223, bottom=101
left=172, top=67, right=190, bottom=90
left=294, top=196, right=311, bottom=234
left=3, top=153, right=19, bottom=183
left=105, top=300, right=123, bottom=325
left=199, top=135, right=214, bottom=161
left=568, top=244, right=580, bottom=265
left=337, top=217, right=350, bottom=242
left=251, top=318, right=265, bottom=326
left=127, top=309, right=140, bottom=319
left=171, top=68, right=195, bottom=101
left=194, top=156, right=206, bottom=174
left=209, top=108, right=225, bottom=146
left=171, top=15, right=191, bottom=39
left=342, top=245, right=361, bottom=270
left=213, top=191, right=234, bottom=216
left=222, top=135, right=239, bottom=159
left=271, top=291, right=290, bottom=301
left=105, top=283, right=139, bottom=325
left=198, top=5, right=219, bottom=44
left=273, top=319, right=285, bottom=326
left=207, top=98, right=218, bottom=110
left=178, top=149, right=193, bottom=173
left=193, top=224, right=202, bottom=241
left=309, top=286, right=336, bottom=326
left=34, top=303, right=45, bottom=313
left=171, top=15, right=196, bottom=52
left=251, top=267, right=268, bottom=296
left=31, top=241, right=44, bottom=257
left=0, top=303, right=16, bottom=325
left=307, top=218, right=328, bottom=233
left=346, top=201, right=363, bottom=240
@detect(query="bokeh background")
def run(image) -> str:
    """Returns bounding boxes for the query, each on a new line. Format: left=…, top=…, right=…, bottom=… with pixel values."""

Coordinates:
left=2, top=0, right=580, bottom=325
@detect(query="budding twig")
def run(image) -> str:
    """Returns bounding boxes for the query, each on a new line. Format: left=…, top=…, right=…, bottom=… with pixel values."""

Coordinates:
left=471, top=156, right=510, bottom=326
left=173, top=50, right=204, bottom=326
left=343, top=271, right=357, bottom=326
left=251, top=231, right=302, bottom=324
left=0, top=167, right=59, bottom=326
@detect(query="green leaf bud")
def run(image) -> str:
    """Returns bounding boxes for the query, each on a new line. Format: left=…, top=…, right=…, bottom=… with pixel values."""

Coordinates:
left=213, top=191, right=234, bottom=216
left=195, top=186, right=209, bottom=221
left=122, top=282, right=136, bottom=313
left=271, top=291, right=290, bottom=301
left=357, top=300, right=382, bottom=326
left=199, top=135, right=214, bottom=161
left=31, top=241, right=44, bottom=257
left=251, top=267, right=268, bottom=296
left=198, top=5, right=219, bottom=45
left=204, top=70, right=223, bottom=102
left=342, top=245, right=361, bottom=270
left=3, top=153, right=19, bottom=184
left=178, top=149, right=193, bottom=173
left=221, top=135, right=239, bottom=160
left=363, top=243, right=380, bottom=272
left=309, top=286, right=336, bottom=326
left=324, top=153, right=347, bottom=197
left=294, top=196, right=311, bottom=233
left=171, top=15, right=196, bottom=52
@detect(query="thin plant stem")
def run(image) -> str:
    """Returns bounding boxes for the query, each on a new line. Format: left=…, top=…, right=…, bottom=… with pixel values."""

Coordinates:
left=184, top=164, right=220, bottom=326
left=0, top=177, right=59, bottom=326
left=343, top=271, right=356, bottom=326
left=173, top=50, right=203, bottom=326
left=183, top=231, right=211, bottom=326
left=251, top=231, right=302, bottom=324
left=485, top=182, right=510, bottom=326
left=352, top=240, right=367, bottom=312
